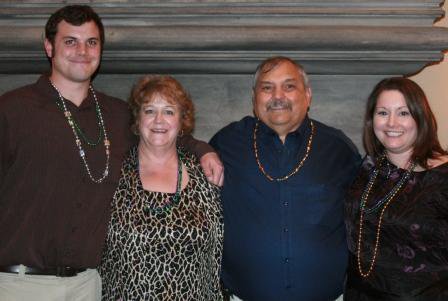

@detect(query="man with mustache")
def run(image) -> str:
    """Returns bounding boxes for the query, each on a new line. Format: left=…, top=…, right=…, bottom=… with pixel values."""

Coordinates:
left=210, top=56, right=361, bottom=301
left=0, top=5, right=222, bottom=301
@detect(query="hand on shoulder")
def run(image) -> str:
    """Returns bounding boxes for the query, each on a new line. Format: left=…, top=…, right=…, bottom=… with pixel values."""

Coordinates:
left=200, top=152, right=224, bottom=187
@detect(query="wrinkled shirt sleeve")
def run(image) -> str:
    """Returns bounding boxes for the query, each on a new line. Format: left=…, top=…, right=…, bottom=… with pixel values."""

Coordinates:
left=178, top=134, right=216, bottom=158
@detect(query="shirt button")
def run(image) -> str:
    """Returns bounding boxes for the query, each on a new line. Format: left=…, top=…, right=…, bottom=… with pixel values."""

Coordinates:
left=285, top=258, right=289, bottom=263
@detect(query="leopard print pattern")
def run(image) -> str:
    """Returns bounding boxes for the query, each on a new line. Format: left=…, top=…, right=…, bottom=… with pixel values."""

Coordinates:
left=100, top=147, right=223, bottom=301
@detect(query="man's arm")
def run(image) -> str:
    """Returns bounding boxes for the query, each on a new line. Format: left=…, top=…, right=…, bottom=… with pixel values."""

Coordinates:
left=178, top=134, right=224, bottom=186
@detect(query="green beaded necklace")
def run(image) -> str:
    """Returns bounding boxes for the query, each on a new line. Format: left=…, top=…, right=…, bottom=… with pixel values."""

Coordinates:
left=55, top=96, right=104, bottom=147
left=143, top=149, right=184, bottom=215
left=357, top=153, right=416, bottom=278
left=50, top=81, right=110, bottom=184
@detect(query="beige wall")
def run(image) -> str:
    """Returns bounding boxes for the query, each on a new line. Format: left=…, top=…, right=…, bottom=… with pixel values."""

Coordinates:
left=411, top=2, right=448, bottom=148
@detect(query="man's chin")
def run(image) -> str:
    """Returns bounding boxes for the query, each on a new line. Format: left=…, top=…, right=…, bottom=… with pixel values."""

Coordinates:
left=265, top=112, right=292, bottom=122
left=70, top=73, right=96, bottom=84
left=70, top=65, right=99, bottom=81
left=264, top=118, right=293, bottom=127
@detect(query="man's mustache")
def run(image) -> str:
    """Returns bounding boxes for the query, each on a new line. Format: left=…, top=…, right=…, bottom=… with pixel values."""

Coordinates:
left=266, top=98, right=292, bottom=111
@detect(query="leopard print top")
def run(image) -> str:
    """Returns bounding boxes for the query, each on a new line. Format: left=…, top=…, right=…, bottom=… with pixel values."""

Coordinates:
left=100, top=147, right=223, bottom=301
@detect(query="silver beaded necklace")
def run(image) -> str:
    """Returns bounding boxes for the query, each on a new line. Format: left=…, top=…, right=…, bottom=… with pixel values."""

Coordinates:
left=50, top=81, right=110, bottom=183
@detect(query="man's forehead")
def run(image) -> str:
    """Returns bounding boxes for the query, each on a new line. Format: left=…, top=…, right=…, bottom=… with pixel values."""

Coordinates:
left=258, top=72, right=302, bottom=85
left=56, top=20, right=100, bottom=37
left=259, top=77, right=298, bottom=83
left=259, top=62, right=300, bottom=79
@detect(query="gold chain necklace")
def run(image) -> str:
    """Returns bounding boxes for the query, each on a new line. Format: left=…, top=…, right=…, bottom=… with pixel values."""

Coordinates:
left=253, top=119, right=315, bottom=181
left=357, top=155, right=416, bottom=278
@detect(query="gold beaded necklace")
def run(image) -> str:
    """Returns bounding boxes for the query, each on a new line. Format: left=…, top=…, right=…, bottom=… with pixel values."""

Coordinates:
left=50, top=81, right=111, bottom=184
left=253, top=119, right=315, bottom=181
left=357, top=154, right=416, bottom=278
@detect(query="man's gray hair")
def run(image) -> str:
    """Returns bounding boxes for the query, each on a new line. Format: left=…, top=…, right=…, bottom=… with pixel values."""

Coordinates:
left=252, top=56, right=310, bottom=90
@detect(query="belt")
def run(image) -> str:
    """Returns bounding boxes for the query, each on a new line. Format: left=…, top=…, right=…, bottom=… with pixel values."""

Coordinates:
left=0, top=265, right=86, bottom=277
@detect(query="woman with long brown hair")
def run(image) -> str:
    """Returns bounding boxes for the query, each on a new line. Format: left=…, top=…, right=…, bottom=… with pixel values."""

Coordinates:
left=344, top=77, right=448, bottom=300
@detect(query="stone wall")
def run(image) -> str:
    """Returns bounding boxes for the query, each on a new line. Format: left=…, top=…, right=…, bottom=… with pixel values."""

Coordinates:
left=1, top=0, right=447, bottom=150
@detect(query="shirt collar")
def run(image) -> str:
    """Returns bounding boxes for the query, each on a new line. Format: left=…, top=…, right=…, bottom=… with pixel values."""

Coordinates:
left=35, top=73, right=59, bottom=105
left=36, top=74, right=98, bottom=111
left=257, top=115, right=312, bottom=141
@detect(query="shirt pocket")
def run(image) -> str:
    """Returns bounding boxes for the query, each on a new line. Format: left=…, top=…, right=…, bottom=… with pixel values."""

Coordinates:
left=291, top=184, right=344, bottom=226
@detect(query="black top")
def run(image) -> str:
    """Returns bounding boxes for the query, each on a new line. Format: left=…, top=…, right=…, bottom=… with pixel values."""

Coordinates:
left=100, top=148, right=223, bottom=300
left=345, top=156, right=448, bottom=300
left=210, top=116, right=361, bottom=301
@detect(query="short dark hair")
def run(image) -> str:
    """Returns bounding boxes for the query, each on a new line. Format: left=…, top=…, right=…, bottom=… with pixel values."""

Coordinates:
left=45, top=5, right=105, bottom=48
left=129, top=75, right=195, bottom=136
left=253, top=56, right=310, bottom=90
left=363, top=77, right=446, bottom=168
